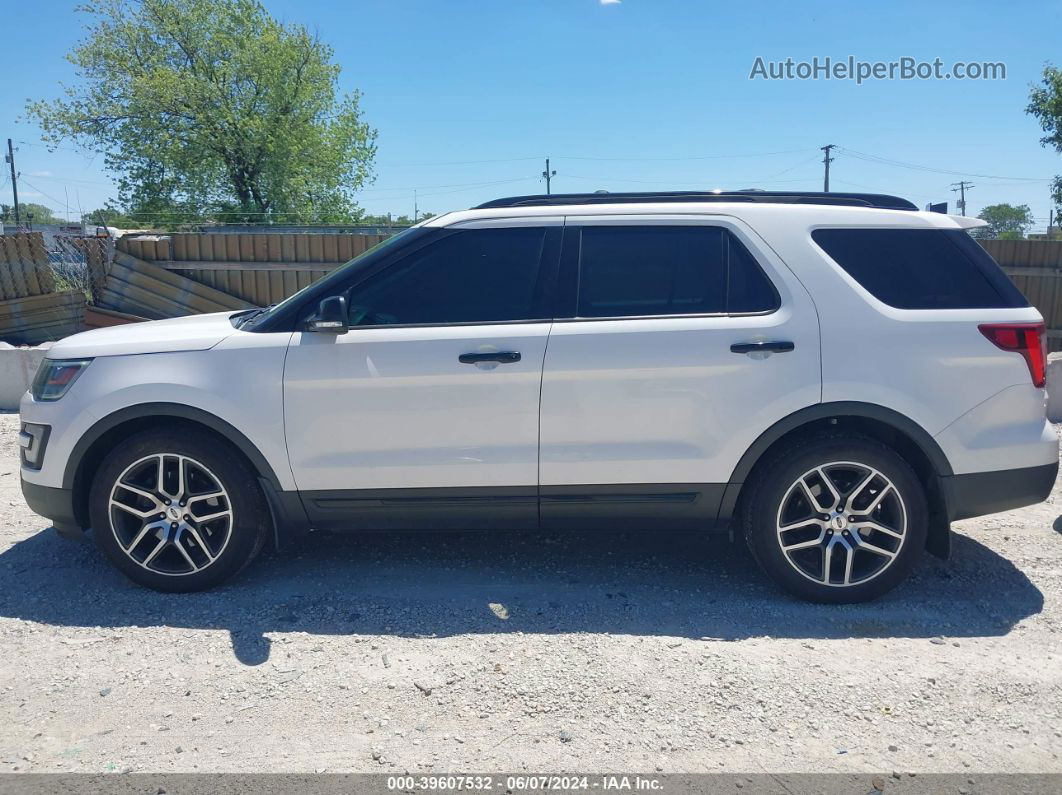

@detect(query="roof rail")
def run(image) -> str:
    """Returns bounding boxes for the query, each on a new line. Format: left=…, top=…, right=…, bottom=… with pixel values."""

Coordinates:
left=474, top=190, right=918, bottom=211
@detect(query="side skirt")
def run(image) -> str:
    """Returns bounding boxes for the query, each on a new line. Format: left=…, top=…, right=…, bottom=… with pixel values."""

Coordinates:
left=300, top=486, right=538, bottom=531
left=541, top=484, right=727, bottom=531
left=294, top=484, right=729, bottom=532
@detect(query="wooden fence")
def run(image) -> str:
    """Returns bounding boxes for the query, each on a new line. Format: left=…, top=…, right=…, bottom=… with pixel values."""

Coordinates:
left=980, top=239, right=1062, bottom=351
left=116, top=232, right=390, bottom=307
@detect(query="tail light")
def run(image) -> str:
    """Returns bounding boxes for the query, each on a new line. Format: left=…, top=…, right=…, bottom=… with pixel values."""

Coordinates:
left=978, top=322, right=1047, bottom=388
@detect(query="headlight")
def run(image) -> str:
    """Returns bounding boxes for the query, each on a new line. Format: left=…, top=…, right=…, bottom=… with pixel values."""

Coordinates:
left=30, top=358, right=92, bottom=401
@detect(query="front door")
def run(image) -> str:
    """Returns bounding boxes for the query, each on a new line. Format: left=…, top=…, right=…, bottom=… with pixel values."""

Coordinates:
left=284, top=221, right=560, bottom=530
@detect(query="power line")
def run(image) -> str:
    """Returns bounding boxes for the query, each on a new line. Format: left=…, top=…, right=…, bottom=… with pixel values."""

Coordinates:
left=16, top=178, right=79, bottom=219
left=837, top=147, right=1050, bottom=182
left=16, top=140, right=84, bottom=153
left=25, top=173, right=113, bottom=188
left=356, top=176, right=534, bottom=193
left=552, top=148, right=812, bottom=162
left=382, top=156, right=542, bottom=167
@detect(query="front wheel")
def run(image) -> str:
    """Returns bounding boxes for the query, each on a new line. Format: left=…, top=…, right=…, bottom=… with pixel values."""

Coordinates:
left=742, top=436, right=928, bottom=603
left=89, top=428, right=269, bottom=592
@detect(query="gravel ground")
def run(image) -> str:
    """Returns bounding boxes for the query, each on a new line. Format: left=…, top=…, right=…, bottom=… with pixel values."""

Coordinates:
left=0, top=411, right=1060, bottom=775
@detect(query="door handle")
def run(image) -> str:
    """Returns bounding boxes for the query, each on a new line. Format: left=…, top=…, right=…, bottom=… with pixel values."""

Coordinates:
left=459, top=351, right=522, bottom=364
left=730, top=340, right=795, bottom=354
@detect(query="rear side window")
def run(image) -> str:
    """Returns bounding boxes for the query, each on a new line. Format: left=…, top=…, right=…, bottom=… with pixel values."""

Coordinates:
left=812, top=228, right=1028, bottom=309
left=574, top=226, right=778, bottom=318
left=727, top=235, right=779, bottom=313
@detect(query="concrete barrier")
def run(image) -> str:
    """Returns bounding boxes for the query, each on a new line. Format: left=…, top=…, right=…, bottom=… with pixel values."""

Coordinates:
left=1049, top=353, right=1062, bottom=423
left=0, top=342, right=51, bottom=411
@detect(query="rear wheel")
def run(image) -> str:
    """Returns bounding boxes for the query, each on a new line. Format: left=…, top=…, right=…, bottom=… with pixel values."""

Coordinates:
left=742, top=435, right=928, bottom=603
left=89, top=428, right=269, bottom=592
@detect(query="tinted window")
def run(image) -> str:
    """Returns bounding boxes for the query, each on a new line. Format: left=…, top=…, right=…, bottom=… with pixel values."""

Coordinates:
left=727, top=235, right=779, bottom=313
left=812, top=228, right=1028, bottom=309
left=577, top=226, right=727, bottom=317
left=347, top=227, right=547, bottom=326
left=574, top=226, right=778, bottom=318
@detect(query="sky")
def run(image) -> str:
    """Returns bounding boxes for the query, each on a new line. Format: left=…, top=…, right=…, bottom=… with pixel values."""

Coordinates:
left=1, top=0, right=1060, bottom=229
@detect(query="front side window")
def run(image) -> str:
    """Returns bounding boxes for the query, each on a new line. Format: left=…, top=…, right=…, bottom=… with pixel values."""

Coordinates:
left=346, top=227, right=548, bottom=326
left=573, top=225, right=777, bottom=318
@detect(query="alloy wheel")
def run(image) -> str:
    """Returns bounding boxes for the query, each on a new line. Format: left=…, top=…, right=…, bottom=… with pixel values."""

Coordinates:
left=775, top=461, right=907, bottom=587
left=108, top=453, right=234, bottom=576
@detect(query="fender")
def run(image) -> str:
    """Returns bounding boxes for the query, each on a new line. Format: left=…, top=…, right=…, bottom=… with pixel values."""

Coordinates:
left=718, top=401, right=952, bottom=520
left=63, top=402, right=284, bottom=490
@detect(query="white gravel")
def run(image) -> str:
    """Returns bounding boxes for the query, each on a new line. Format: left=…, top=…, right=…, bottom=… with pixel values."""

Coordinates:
left=0, top=412, right=1059, bottom=774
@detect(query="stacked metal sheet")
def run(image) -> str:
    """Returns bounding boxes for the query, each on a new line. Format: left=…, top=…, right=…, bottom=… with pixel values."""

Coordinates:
left=97, top=251, right=254, bottom=319
left=0, top=233, right=84, bottom=344
left=0, top=290, right=86, bottom=345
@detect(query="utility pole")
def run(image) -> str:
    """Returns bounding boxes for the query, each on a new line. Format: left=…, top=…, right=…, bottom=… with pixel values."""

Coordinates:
left=5, top=139, right=20, bottom=226
left=542, top=158, right=556, bottom=195
left=413, top=189, right=418, bottom=223
left=951, top=181, right=973, bottom=216
left=820, top=144, right=836, bottom=192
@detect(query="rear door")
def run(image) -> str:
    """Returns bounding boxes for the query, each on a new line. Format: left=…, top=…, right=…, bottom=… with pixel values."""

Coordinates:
left=538, top=215, right=821, bottom=529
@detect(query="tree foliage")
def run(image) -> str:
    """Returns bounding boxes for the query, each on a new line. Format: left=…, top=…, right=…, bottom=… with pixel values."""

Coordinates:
left=26, top=0, right=377, bottom=225
left=81, top=205, right=141, bottom=229
left=1027, top=65, right=1062, bottom=215
left=1, top=202, right=69, bottom=226
left=971, top=203, right=1034, bottom=240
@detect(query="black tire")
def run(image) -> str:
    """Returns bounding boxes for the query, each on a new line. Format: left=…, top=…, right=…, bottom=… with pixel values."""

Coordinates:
left=741, top=435, right=928, bottom=603
left=89, top=427, right=269, bottom=592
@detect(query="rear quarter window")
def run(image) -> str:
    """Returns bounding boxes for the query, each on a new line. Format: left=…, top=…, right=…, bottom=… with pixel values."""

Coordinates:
left=811, top=228, right=1028, bottom=310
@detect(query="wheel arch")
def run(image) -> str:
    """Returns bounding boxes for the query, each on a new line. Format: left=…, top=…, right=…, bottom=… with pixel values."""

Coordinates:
left=65, top=403, right=283, bottom=530
left=720, top=402, right=953, bottom=558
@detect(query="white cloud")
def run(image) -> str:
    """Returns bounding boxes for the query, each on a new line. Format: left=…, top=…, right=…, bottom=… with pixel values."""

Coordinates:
left=28, top=170, right=52, bottom=177
left=600, top=0, right=621, bottom=5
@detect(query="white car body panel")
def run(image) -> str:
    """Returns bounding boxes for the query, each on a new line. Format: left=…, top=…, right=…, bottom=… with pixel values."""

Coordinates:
left=933, top=384, right=1057, bottom=474
left=20, top=327, right=295, bottom=491
left=45, top=311, right=240, bottom=358
left=283, top=324, right=550, bottom=491
left=539, top=214, right=821, bottom=486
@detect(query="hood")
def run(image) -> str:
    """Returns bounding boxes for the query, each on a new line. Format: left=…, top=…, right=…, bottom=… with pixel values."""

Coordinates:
left=47, top=311, right=242, bottom=359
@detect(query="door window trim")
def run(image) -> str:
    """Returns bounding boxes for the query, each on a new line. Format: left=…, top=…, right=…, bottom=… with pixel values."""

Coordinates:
left=554, top=216, right=782, bottom=322
left=296, top=224, right=564, bottom=331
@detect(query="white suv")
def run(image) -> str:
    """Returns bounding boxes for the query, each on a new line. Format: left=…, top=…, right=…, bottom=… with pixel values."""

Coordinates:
left=18, top=191, right=1059, bottom=602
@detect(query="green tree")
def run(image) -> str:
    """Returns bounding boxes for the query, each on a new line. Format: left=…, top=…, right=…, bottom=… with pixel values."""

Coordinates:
left=82, top=205, right=139, bottom=229
left=970, top=203, right=1034, bottom=240
left=1, top=202, right=68, bottom=226
left=26, top=0, right=377, bottom=226
left=1027, top=65, right=1062, bottom=217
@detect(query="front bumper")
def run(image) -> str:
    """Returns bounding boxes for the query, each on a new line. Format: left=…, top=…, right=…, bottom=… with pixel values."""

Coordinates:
left=941, top=461, right=1059, bottom=522
left=20, top=478, right=84, bottom=538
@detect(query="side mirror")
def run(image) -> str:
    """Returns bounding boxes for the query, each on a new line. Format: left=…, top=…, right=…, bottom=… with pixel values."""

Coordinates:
left=308, top=295, right=349, bottom=334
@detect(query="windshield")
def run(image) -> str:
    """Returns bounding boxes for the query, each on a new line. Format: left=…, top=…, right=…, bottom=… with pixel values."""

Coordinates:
left=238, top=227, right=424, bottom=330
